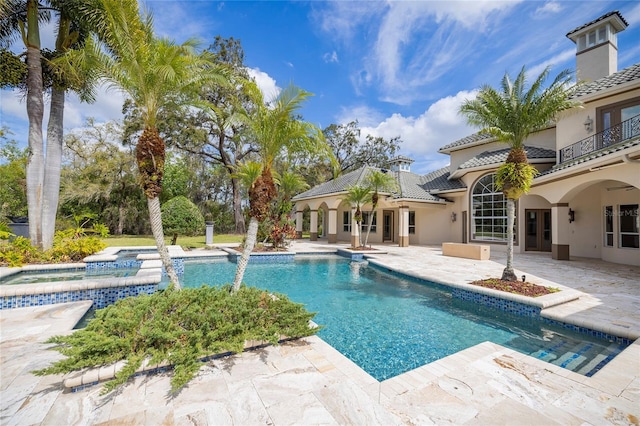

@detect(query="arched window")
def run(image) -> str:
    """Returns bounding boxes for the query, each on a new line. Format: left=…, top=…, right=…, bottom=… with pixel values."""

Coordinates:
left=471, top=174, right=511, bottom=242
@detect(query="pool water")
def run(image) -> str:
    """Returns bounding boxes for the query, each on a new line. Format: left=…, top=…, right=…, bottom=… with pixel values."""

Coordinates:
left=180, top=256, right=628, bottom=381
left=1, top=268, right=140, bottom=285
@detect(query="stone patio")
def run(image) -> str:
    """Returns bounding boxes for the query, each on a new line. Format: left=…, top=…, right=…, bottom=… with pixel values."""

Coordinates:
left=1, top=241, right=639, bottom=425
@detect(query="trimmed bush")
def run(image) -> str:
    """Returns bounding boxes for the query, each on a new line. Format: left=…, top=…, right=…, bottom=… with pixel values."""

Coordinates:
left=161, top=196, right=205, bottom=245
left=33, top=285, right=319, bottom=393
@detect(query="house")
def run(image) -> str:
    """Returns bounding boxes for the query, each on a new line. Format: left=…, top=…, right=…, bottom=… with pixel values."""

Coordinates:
left=292, top=11, right=640, bottom=266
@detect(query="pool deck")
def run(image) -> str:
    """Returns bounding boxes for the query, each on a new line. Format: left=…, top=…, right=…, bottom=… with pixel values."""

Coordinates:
left=1, top=241, right=639, bottom=425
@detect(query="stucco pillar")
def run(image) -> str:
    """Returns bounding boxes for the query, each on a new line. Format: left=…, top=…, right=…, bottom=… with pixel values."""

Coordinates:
left=398, top=206, right=409, bottom=247
left=328, top=209, right=338, bottom=243
left=350, top=207, right=360, bottom=248
left=310, top=210, right=318, bottom=241
left=295, top=210, right=303, bottom=239
left=551, top=203, right=570, bottom=260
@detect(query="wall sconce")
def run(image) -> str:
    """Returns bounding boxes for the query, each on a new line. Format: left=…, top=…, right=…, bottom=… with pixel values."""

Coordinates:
left=451, top=212, right=457, bottom=222
left=568, top=208, right=575, bottom=223
left=583, top=115, right=593, bottom=133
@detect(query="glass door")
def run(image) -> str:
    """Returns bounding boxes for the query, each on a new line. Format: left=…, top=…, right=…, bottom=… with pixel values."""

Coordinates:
left=383, top=211, right=393, bottom=242
left=525, top=209, right=552, bottom=252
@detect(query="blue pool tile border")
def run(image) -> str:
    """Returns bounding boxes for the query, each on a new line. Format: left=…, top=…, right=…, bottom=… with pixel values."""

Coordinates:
left=452, top=288, right=541, bottom=318
left=541, top=317, right=633, bottom=346
left=227, top=253, right=295, bottom=264
left=1, top=284, right=158, bottom=310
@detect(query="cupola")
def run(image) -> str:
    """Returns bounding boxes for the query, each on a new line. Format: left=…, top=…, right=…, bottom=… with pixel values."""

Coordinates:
left=388, top=156, right=414, bottom=173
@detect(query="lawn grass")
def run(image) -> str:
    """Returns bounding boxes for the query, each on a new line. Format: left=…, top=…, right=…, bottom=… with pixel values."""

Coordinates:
left=103, top=234, right=243, bottom=248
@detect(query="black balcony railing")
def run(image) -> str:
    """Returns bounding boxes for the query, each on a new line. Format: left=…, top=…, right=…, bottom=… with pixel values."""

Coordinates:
left=560, top=113, right=640, bottom=163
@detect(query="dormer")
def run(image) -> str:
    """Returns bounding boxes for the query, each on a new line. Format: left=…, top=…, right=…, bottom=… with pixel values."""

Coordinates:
left=388, top=155, right=414, bottom=172
left=566, top=11, right=628, bottom=82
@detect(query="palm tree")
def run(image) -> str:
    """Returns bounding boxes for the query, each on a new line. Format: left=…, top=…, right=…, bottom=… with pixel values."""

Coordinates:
left=1, top=0, right=45, bottom=246
left=231, top=83, right=328, bottom=292
left=362, top=169, right=397, bottom=247
left=1, top=0, right=92, bottom=249
left=62, top=0, right=227, bottom=288
left=343, top=185, right=371, bottom=249
left=459, top=66, right=579, bottom=281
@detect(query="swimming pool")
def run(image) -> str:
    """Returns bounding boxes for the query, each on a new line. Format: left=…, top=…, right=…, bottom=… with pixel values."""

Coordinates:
left=181, top=255, right=628, bottom=381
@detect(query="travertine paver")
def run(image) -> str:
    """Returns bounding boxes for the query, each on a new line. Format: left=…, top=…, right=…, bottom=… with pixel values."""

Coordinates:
left=1, top=242, right=639, bottom=424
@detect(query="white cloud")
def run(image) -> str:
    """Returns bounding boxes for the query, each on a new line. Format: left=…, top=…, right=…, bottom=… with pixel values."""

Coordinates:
left=336, top=91, right=479, bottom=174
left=64, top=85, right=126, bottom=129
left=534, top=2, right=563, bottom=17
left=246, top=67, right=281, bottom=103
left=320, top=0, right=521, bottom=105
left=323, top=51, right=339, bottom=64
left=527, top=49, right=576, bottom=78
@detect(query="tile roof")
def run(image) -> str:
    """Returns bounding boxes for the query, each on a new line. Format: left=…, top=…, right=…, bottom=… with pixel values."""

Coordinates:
left=457, top=146, right=556, bottom=171
left=292, top=167, right=370, bottom=200
left=537, top=138, right=640, bottom=177
left=419, top=167, right=467, bottom=192
left=566, top=11, right=628, bottom=38
left=571, top=63, right=640, bottom=98
left=292, top=165, right=465, bottom=203
left=438, top=132, right=493, bottom=153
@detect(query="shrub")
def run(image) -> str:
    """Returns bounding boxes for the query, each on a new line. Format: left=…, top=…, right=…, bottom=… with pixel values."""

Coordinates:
left=33, top=285, right=319, bottom=393
left=0, top=226, right=107, bottom=267
left=0, top=221, right=14, bottom=240
left=47, top=232, right=106, bottom=262
left=161, top=196, right=205, bottom=245
left=0, top=236, right=43, bottom=266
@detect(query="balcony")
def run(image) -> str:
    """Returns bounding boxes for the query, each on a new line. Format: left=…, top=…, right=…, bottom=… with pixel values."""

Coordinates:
left=560, top=113, right=640, bottom=163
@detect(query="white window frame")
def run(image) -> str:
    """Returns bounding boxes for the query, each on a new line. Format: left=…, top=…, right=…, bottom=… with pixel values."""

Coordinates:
left=470, top=174, right=513, bottom=243
left=409, top=211, right=416, bottom=234
left=342, top=211, right=351, bottom=232
left=361, top=211, right=377, bottom=233
left=604, top=206, right=614, bottom=247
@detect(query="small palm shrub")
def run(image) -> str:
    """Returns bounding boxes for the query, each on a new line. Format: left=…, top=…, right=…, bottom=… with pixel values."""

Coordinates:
left=33, top=285, right=319, bottom=393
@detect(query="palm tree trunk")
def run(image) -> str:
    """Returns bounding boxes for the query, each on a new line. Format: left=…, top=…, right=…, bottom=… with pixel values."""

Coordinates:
left=501, top=198, right=517, bottom=281
left=41, top=86, right=65, bottom=250
left=25, top=0, right=44, bottom=247
left=231, top=177, right=246, bottom=234
left=148, top=196, right=181, bottom=289
left=232, top=216, right=258, bottom=292
left=364, top=209, right=375, bottom=247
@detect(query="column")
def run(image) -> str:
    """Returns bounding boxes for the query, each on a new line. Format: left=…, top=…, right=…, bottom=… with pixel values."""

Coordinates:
left=328, top=209, right=338, bottom=243
left=551, top=203, right=570, bottom=260
left=398, top=206, right=409, bottom=247
left=350, top=207, right=360, bottom=248
left=310, top=210, right=318, bottom=241
left=295, top=210, right=303, bottom=239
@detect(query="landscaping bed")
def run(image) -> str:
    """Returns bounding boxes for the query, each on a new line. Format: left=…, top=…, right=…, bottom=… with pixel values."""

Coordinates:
left=470, top=278, right=559, bottom=297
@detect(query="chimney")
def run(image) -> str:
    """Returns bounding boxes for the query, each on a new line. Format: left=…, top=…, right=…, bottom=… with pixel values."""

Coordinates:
left=566, top=11, right=628, bottom=82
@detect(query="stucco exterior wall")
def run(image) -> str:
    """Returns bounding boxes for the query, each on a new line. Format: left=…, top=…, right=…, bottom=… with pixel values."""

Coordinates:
left=413, top=205, right=451, bottom=245
left=556, top=89, right=640, bottom=152
left=567, top=184, right=603, bottom=259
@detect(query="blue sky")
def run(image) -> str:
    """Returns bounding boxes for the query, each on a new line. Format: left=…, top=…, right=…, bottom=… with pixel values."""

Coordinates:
left=2, top=1, right=640, bottom=174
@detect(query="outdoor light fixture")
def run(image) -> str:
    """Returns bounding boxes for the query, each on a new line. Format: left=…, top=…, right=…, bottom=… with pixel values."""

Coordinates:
left=451, top=212, right=457, bottom=222
left=569, top=208, right=575, bottom=223
left=584, top=115, right=593, bottom=132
